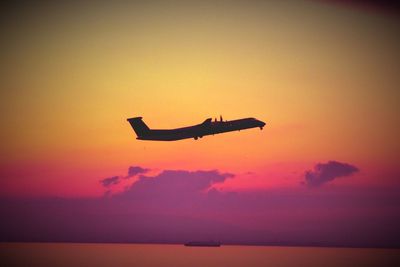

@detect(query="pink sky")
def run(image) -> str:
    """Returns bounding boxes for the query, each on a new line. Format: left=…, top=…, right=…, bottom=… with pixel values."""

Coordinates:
left=0, top=1, right=399, bottom=247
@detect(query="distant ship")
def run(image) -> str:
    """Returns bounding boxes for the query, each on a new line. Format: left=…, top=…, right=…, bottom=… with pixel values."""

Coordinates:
left=184, top=241, right=221, bottom=247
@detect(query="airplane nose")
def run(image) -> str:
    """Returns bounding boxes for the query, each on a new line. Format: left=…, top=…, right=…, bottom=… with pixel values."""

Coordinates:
left=256, top=120, right=266, bottom=129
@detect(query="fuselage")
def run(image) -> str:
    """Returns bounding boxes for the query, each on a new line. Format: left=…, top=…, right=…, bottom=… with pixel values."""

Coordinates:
left=135, top=117, right=265, bottom=141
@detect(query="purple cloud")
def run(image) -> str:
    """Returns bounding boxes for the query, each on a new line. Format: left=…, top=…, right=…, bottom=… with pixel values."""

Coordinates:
left=119, top=169, right=234, bottom=203
left=304, top=161, right=359, bottom=187
left=126, top=166, right=149, bottom=178
left=100, top=166, right=149, bottom=187
left=100, top=176, right=120, bottom=187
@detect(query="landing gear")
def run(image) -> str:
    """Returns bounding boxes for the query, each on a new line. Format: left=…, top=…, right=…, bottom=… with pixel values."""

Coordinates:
left=260, top=127, right=263, bottom=130
left=194, top=136, right=198, bottom=140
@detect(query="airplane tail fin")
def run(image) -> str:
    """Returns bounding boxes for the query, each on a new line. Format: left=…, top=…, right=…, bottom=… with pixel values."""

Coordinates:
left=127, top=117, right=150, bottom=137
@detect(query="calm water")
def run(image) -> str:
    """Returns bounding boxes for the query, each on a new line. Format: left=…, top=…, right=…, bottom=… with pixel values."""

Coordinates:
left=1, top=243, right=399, bottom=267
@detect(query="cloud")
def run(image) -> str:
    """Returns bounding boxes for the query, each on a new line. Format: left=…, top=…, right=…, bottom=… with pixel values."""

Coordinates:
left=126, top=166, right=149, bottom=178
left=304, top=161, right=359, bottom=187
left=99, top=176, right=120, bottom=187
left=99, top=166, right=149, bottom=188
left=120, top=169, right=234, bottom=201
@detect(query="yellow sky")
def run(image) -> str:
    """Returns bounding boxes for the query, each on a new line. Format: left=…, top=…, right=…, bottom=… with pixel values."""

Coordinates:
left=0, top=1, right=399, bottom=196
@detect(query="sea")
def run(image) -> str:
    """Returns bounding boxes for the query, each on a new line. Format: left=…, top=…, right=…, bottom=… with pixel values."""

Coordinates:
left=1, top=243, right=399, bottom=267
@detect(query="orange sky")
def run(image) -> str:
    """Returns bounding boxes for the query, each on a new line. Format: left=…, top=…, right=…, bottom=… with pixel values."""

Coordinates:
left=0, top=1, right=399, bottom=197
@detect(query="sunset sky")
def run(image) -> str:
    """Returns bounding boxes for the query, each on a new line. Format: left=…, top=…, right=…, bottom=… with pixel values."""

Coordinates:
left=0, top=1, right=399, bottom=247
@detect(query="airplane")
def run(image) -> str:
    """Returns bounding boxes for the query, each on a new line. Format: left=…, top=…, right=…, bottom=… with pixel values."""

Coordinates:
left=127, top=116, right=266, bottom=141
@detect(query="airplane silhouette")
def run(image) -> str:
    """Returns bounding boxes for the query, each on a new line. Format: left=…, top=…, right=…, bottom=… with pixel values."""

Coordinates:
left=127, top=116, right=266, bottom=141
